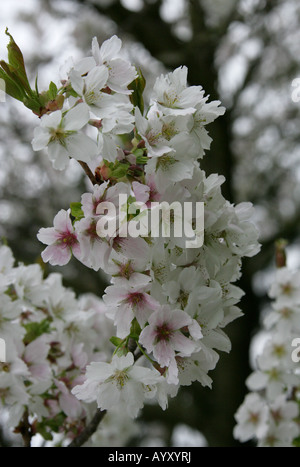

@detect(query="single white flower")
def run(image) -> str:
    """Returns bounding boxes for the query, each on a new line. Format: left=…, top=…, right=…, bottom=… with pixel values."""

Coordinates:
left=72, top=353, right=162, bottom=418
left=32, top=103, right=98, bottom=170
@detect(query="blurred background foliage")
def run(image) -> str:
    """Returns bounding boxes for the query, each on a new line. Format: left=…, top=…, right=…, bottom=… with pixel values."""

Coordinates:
left=1, top=0, right=300, bottom=447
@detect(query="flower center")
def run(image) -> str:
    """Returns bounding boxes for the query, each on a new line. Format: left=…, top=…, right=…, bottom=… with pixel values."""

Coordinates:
left=155, top=322, right=173, bottom=342
left=127, top=292, right=144, bottom=307
left=58, top=231, right=78, bottom=248
left=111, top=369, right=129, bottom=390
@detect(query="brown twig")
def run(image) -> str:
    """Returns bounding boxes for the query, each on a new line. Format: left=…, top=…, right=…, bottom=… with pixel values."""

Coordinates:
left=67, top=409, right=107, bottom=447
left=18, top=410, right=33, bottom=447
left=275, top=239, right=288, bottom=268
left=77, top=160, right=99, bottom=185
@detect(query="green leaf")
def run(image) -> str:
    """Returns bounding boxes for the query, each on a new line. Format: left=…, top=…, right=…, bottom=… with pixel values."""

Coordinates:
left=293, top=436, right=300, bottom=447
left=5, top=28, right=32, bottom=95
left=110, top=336, right=124, bottom=347
left=0, top=67, right=25, bottom=101
left=111, top=162, right=130, bottom=179
left=130, top=318, right=141, bottom=340
left=22, top=96, right=43, bottom=114
left=24, top=319, right=51, bottom=345
left=48, top=81, right=58, bottom=100
left=36, top=423, right=53, bottom=441
left=45, top=413, right=66, bottom=432
left=70, top=202, right=84, bottom=221
left=128, top=67, right=146, bottom=114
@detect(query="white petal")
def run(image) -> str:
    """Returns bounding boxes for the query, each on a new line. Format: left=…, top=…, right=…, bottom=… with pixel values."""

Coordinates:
left=32, top=127, right=50, bottom=151
left=100, top=35, right=122, bottom=61
left=48, top=142, right=70, bottom=170
left=69, top=69, right=84, bottom=97
left=91, top=37, right=102, bottom=65
left=85, top=66, right=109, bottom=93
left=64, top=103, right=90, bottom=131
left=41, top=110, right=62, bottom=129
left=65, top=133, right=98, bottom=162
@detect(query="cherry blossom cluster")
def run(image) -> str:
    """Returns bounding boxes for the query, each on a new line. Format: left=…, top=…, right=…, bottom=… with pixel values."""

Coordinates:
left=1, top=33, right=261, bottom=441
left=0, top=243, right=125, bottom=442
left=234, top=261, right=300, bottom=447
left=31, top=35, right=260, bottom=421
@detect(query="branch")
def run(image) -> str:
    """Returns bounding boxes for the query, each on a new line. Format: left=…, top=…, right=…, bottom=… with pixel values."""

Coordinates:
left=17, top=410, right=33, bottom=447
left=67, top=409, right=107, bottom=447
left=77, top=160, right=98, bottom=185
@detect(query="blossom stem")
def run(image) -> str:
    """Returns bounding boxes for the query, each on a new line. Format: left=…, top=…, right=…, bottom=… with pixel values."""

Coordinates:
left=67, top=409, right=107, bottom=447
left=136, top=342, right=156, bottom=366
left=77, top=160, right=99, bottom=185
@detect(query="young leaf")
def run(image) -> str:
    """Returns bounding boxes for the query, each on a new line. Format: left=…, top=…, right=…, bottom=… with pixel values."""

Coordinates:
left=70, top=202, right=84, bottom=221
left=5, top=28, right=32, bottom=95
left=48, top=81, right=58, bottom=101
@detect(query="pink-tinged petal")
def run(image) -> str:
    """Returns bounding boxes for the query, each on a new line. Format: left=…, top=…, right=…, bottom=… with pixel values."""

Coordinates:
left=59, top=392, right=83, bottom=419
left=37, top=227, right=59, bottom=246
left=30, top=364, right=52, bottom=380
left=166, top=309, right=192, bottom=330
left=72, top=344, right=88, bottom=369
left=153, top=340, right=175, bottom=367
left=64, top=103, right=90, bottom=131
left=170, top=332, right=197, bottom=356
left=132, top=181, right=150, bottom=204
left=71, top=241, right=82, bottom=261
left=48, top=141, right=70, bottom=170
left=103, top=285, right=128, bottom=305
left=113, top=236, right=150, bottom=259
left=24, top=337, right=49, bottom=363
left=46, top=399, right=60, bottom=417
left=134, top=303, right=153, bottom=329
left=115, top=303, right=134, bottom=338
left=143, top=293, right=160, bottom=311
left=66, top=133, right=98, bottom=162
left=139, top=325, right=156, bottom=352
left=41, top=244, right=72, bottom=266
left=53, top=209, right=72, bottom=231
left=100, top=35, right=122, bottom=61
